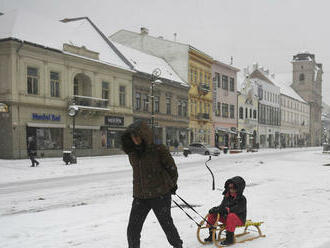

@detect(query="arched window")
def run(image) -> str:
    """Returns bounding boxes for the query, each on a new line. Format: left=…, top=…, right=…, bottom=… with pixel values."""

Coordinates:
left=239, top=107, right=243, bottom=119
left=299, top=73, right=305, bottom=81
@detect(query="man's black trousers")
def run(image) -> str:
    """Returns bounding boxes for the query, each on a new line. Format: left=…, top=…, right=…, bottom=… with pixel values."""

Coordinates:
left=127, top=193, right=183, bottom=248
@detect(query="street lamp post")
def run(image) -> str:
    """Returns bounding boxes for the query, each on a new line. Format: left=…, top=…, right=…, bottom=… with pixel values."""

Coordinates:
left=150, top=68, right=162, bottom=139
left=68, top=104, right=79, bottom=164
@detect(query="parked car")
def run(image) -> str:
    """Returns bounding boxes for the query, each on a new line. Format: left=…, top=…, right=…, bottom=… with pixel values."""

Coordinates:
left=183, top=143, right=221, bottom=157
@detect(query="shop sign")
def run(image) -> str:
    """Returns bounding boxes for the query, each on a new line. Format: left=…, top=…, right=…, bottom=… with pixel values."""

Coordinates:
left=105, top=116, right=124, bottom=126
left=32, top=113, right=61, bottom=121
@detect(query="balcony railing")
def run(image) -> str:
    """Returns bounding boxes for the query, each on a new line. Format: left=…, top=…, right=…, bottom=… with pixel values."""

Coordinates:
left=71, top=95, right=109, bottom=109
left=197, top=113, right=210, bottom=120
left=198, top=83, right=210, bottom=95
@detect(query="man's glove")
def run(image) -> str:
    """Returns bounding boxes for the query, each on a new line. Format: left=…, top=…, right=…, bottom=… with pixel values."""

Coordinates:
left=170, top=185, right=178, bottom=195
left=209, top=206, right=221, bottom=214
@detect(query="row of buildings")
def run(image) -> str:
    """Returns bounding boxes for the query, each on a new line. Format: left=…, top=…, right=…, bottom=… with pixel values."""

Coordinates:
left=0, top=10, right=323, bottom=158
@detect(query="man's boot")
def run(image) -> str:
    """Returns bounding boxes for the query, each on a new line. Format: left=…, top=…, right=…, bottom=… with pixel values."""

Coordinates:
left=220, top=231, right=234, bottom=246
left=204, top=228, right=214, bottom=242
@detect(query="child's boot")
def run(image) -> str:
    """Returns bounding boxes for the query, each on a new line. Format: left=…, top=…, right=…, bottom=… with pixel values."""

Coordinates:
left=220, top=231, right=234, bottom=246
left=204, top=228, right=214, bottom=242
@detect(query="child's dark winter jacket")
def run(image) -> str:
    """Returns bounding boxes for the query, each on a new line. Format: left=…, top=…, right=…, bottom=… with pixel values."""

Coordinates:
left=121, top=120, right=178, bottom=199
left=212, top=176, right=247, bottom=224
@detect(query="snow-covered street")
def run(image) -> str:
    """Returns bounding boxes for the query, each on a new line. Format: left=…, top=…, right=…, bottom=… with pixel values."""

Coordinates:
left=1, top=147, right=330, bottom=248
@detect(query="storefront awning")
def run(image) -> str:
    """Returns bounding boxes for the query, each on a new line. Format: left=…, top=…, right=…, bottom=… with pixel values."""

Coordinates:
left=69, top=125, right=100, bottom=130
left=27, top=122, right=65, bottom=128
left=216, top=127, right=237, bottom=134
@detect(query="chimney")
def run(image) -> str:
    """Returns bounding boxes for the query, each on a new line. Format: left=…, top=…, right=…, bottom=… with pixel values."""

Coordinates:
left=140, top=27, right=149, bottom=35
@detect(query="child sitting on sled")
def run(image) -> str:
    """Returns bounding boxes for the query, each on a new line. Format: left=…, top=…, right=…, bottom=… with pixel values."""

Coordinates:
left=205, top=176, right=247, bottom=246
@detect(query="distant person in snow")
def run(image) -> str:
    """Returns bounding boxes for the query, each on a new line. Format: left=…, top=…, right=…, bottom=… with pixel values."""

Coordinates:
left=205, top=176, right=247, bottom=246
left=121, top=120, right=183, bottom=248
left=27, top=136, right=39, bottom=167
left=173, top=139, right=179, bottom=155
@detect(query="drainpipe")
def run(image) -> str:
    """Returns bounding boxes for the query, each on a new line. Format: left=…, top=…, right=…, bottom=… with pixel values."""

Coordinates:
left=16, top=40, right=24, bottom=158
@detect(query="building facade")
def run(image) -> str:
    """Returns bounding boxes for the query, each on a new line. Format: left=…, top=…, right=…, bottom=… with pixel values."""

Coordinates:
left=0, top=12, right=134, bottom=159
left=291, top=52, right=323, bottom=146
left=212, top=60, right=239, bottom=148
left=110, top=28, right=214, bottom=145
left=237, top=76, right=259, bottom=149
left=246, top=65, right=281, bottom=148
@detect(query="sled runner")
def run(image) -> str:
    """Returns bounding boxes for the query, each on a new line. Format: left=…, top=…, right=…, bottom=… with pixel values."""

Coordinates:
left=197, top=213, right=265, bottom=247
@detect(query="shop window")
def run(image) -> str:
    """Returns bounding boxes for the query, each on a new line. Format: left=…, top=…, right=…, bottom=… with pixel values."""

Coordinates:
left=27, top=127, right=63, bottom=150
left=50, top=71, right=60, bottom=97
left=75, top=129, right=92, bottom=149
left=106, top=130, right=124, bottom=149
left=119, top=86, right=126, bottom=106
left=27, top=67, right=39, bottom=95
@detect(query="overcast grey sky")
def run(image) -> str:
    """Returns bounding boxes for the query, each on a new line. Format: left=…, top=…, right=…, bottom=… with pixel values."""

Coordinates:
left=1, top=0, right=329, bottom=104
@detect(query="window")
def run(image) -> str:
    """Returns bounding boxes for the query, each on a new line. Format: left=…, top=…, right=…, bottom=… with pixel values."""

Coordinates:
left=27, top=67, right=39, bottom=94
left=299, top=73, right=305, bottom=81
left=178, top=100, right=182, bottom=116
left=229, top=77, right=235, bottom=92
left=135, top=92, right=141, bottom=110
left=194, top=69, right=197, bottom=82
left=106, top=130, right=124, bottom=149
left=253, top=110, right=257, bottom=119
left=75, top=129, right=92, bottom=149
left=199, top=70, right=203, bottom=82
left=155, top=96, right=160, bottom=113
left=216, top=102, right=221, bottom=116
left=143, top=94, right=149, bottom=111
left=74, top=77, right=79, bottom=95
left=183, top=101, right=187, bottom=117
left=258, top=86, right=263, bottom=100
left=215, top=72, right=221, bottom=88
left=249, top=108, right=252, bottom=118
left=239, top=107, right=243, bottom=119
left=230, top=105, right=235, bottom=119
left=222, top=75, right=228, bottom=90
left=50, top=71, right=60, bottom=97
left=27, top=127, right=63, bottom=150
left=190, top=67, right=193, bottom=82
left=166, top=96, right=171, bottom=114
left=119, top=86, right=126, bottom=106
left=222, top=103, right=228, bottom=118
left=102, top=81, right=109, bottom=100
left=245, top=108, right=248, bottom=118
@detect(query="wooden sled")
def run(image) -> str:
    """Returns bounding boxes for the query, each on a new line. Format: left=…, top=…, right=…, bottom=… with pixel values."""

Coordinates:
left=197, top=213, right=265, bottom=247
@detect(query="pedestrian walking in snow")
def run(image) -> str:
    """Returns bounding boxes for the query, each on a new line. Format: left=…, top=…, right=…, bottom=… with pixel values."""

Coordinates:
left=121, top=120, right=183, bottom=248
left=173, top=139, right=179, bottom=155
left=27, top=136, right=39, bottom=167
left=205, top=176, right=247, bottom=246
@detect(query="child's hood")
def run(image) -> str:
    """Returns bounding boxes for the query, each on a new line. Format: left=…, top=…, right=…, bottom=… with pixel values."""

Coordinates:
left=222, top=176, right=246, bottom=197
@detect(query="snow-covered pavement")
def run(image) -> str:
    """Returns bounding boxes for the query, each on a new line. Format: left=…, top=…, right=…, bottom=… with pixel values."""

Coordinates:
left=1, top=147, right=330, bottom=248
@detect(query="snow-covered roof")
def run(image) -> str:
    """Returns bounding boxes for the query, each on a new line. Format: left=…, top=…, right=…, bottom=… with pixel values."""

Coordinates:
left=273, top=74, right=306, bottom=103
left=0, top=9, right=131, bottom=71
left=113, top=42, right=189, bottom=87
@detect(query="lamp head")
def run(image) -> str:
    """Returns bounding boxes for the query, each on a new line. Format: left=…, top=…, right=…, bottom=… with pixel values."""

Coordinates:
left=68, top=105, right=79, bottom=117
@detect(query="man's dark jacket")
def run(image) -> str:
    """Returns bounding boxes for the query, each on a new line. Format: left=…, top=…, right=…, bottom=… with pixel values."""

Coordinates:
left=215, top=176, right=247, bottom=224
left=121, top=120, right=178, bottom=199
